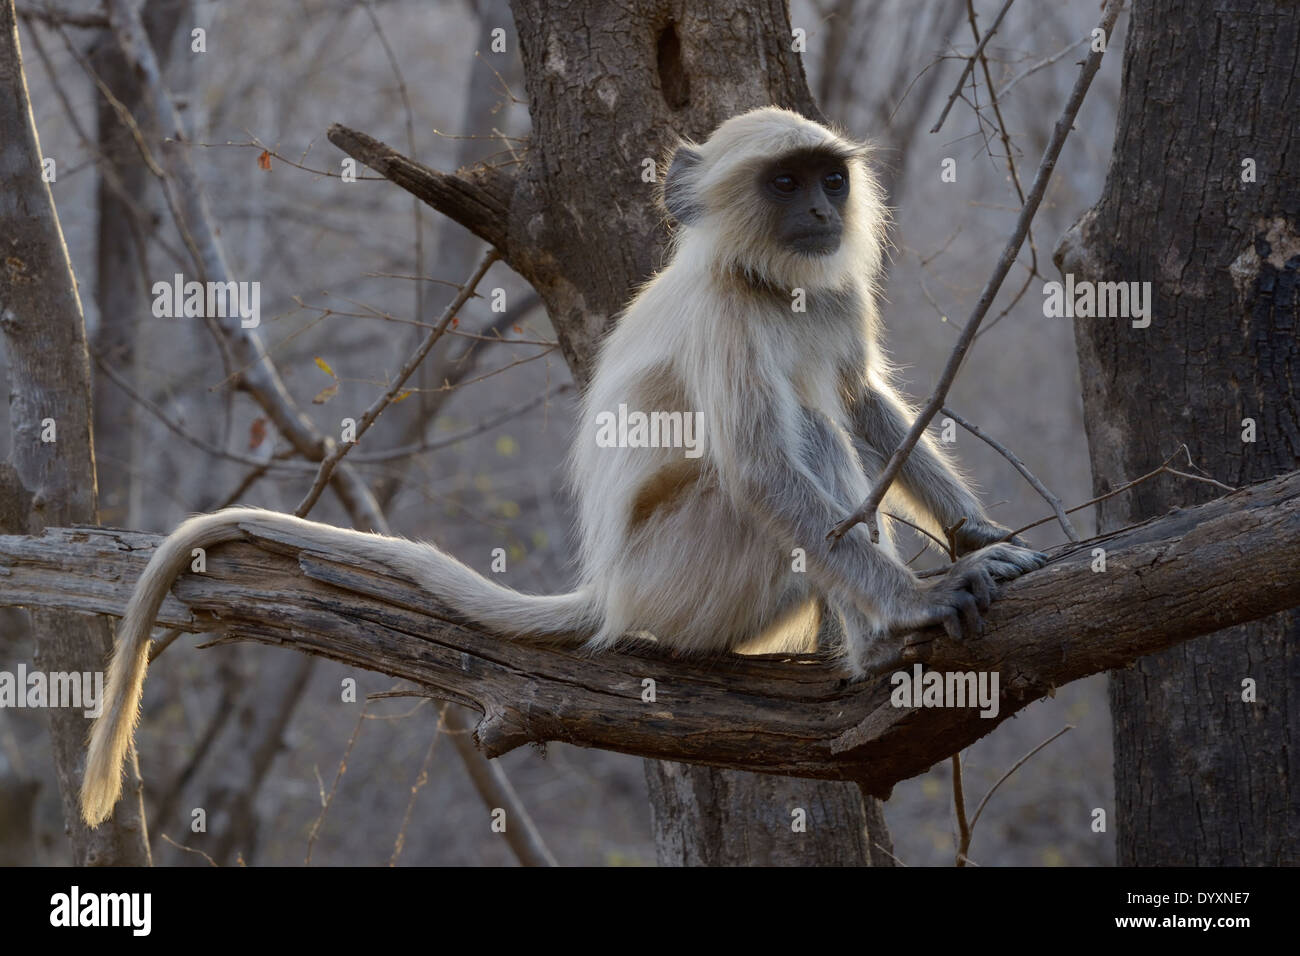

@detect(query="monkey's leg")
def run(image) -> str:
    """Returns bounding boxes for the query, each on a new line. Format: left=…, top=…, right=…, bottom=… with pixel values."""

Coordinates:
left=597, top=476, right=805, bottom=655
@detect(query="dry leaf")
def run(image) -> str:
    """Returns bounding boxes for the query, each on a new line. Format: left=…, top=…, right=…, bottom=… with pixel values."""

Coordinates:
left=248, top=417, right=268, bottom=450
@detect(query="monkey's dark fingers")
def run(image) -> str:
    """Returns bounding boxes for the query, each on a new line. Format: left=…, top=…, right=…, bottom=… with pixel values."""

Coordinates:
left=982, top=559, right=1031, bottom=581
left=975, top=544, right=1048, bottom=578
left=936, top=605, right=963, bottom=642
left=952, top=589, right=983, bottom=639
left=925, top=587, right=983, bottom=641
left=981, top=542, right=1046, bottom=566
left=960, top=565, right=996, bottom=611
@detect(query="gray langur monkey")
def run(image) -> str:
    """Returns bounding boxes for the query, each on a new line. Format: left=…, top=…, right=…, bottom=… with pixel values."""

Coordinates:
left=81, top=106, right=1046, bottom=826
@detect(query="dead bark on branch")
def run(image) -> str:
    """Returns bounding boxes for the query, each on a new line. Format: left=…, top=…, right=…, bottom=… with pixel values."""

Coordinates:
left=1, top=470, right=1296, bottom=797
left=326, top=124, right=513, bottom=254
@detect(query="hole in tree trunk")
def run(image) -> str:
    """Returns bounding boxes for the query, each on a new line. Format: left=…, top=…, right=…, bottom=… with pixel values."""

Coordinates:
left=657, top=22, right=690, bottom=110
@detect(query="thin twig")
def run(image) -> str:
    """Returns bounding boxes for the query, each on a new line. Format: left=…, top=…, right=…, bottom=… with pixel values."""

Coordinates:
left=425, top=345, right=558, bottom=394
left=952, top=753, right=970, bottom=867
left=352, top=384, right=571, bottom=463
left=969, top=725, right=1074, bottom=831
left=305, top=701, right=369, bottom=866
left=942, top=406, right=1080, bottom=540
left=293, top=248, right=499, bottom=515
left=158, top=833, right=220, bottom=866
left=357, top=0, right=425, bottom=326
left=830, top=0, right=1125, bottom=543
left=1004, top=444, right=1234, bottom=541
left=17, top=2, right=107, bottom=27
left=882, top=511, right=952, bottom=555
left=390, top=704, right=446, bottom=866
left=93, top=353, right=305, bottom=473
left=964, top=0, right=1041, bottom=339
left=996, top=37, right=1090, bottom=101
left=929, top=0, right=1016, bottom=134
left=192, top=137, right=384, bottom=179
left=210, top=463, right=273, bottom=510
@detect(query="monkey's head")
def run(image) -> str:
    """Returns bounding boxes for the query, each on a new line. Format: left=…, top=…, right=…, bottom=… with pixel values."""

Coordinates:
left=662, top=107, right=886, bottom=291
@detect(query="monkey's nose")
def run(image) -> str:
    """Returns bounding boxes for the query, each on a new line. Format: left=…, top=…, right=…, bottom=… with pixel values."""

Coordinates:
left=810, top=206, right=829, bottom=221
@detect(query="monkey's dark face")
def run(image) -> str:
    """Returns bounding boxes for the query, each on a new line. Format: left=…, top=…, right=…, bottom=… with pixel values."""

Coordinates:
left=758, top=150, right=850, bottom=256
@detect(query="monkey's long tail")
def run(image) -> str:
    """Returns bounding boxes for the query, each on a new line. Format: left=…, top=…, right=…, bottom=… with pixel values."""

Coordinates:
left=80, top=508, right=598, bottom=826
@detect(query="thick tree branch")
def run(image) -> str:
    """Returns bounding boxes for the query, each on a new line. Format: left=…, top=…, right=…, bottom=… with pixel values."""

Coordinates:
left=1, top=471, right=1296, bottom=797
left=326, top=124, right=513, bottom=255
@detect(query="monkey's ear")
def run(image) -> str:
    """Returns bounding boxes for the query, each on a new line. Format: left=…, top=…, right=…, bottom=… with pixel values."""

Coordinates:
left=662, top=145, right=704, bottom=225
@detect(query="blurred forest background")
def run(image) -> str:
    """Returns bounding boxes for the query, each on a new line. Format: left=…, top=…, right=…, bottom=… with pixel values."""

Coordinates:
left=1, top=0, right=1126, bottom=865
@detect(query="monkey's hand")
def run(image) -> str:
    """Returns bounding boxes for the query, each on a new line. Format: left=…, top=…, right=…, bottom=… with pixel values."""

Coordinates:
left=898, top=542, right=1047, bottom=641
left=949, top=517, right=1028, bottom=556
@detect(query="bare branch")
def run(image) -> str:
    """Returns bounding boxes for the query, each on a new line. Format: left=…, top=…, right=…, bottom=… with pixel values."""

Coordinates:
left=293, top=248, right=499, bottom=515
left=356, top=0, right=426, bottom=326
left=104, top=0, right=389, bottom=532
left=2, top=469, right=1295, bottom=797
left=951, top=753, right=970, bottom=867
left=442, top=707, right=558, bottom=867
left=941, top=406, right=1080, bottom=541
left=356, top=383, right=572, bottom=464
left=829, top=0, right=1126, bottom=543
left=929, top=0, right=1016, bottom=134
left=969, top=724, right=1073, bottom=832
left=996, top=37, right=1090, bottom=101
left=327, top=124, right=514, bottom=254
left=1006, top=444, right=1235, bottom=540
left=963, top=0, right=1042, bottom=339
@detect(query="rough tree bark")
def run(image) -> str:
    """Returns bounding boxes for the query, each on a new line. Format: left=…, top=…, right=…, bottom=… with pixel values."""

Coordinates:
left=0, top=0, right=150, bottom=865
left=1058, top=0, right=1299, bottom=864
left=330, top=0, right=888, bottom=866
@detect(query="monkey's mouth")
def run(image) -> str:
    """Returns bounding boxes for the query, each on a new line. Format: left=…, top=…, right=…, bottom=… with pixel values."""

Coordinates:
left=787, top=231, right=842, bottom=255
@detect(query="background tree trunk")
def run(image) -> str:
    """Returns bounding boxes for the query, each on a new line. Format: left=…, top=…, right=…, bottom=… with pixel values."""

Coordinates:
left=645, top=765, right=894, bottom=865
left=0, top=0, right=150, bottom=866
left=89, top=0, right=182, bottom=526
left=1059, top=0, right=1299, bottom=864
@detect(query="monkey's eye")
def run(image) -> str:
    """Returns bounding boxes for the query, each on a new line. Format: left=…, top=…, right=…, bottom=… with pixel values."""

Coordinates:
left=823, top=171, right=847, bottom=191
left=771, top=174, right=798, bottom=193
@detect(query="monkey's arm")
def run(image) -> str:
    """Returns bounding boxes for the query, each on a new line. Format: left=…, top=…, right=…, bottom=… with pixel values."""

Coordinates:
left=706, top=369, right=1008, bottom=640
left=848, top=381, right=1017, bottom=555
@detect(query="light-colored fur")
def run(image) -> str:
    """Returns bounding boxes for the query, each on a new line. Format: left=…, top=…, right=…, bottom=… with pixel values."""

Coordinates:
left=573, top=108, right=890, bottom=654
left=81, top=107, right=1039, bottom=826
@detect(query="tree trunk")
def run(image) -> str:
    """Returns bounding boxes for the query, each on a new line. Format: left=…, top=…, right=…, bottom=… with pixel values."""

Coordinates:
left=0, top=0, right=150, bottom=865
left=1058, top=0, right=1299, bottom=864
left=645, top=765, right=895, bottom=866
